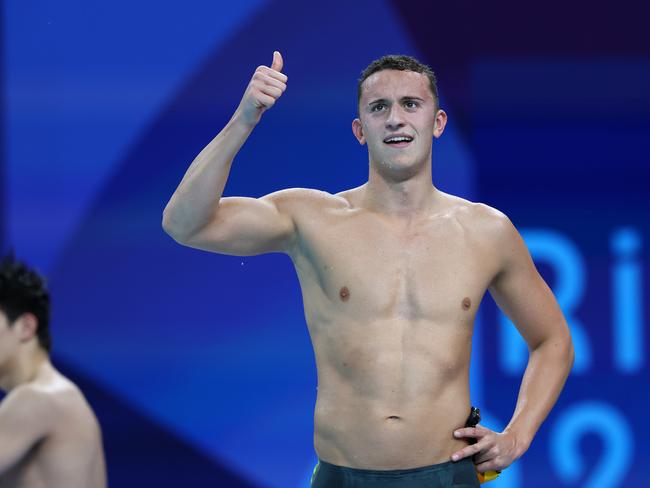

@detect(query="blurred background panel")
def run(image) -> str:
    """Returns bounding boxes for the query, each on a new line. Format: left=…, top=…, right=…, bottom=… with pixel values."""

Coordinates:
left=2, top=0, right=649, bottom=486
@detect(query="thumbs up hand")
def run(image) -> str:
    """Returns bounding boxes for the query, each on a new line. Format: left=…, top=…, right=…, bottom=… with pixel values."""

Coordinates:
left=236, top=51, right=287, bottom=127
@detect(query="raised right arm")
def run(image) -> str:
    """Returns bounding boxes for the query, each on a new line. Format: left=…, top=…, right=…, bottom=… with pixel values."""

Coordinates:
left=162, top=51, right=294, bottom=256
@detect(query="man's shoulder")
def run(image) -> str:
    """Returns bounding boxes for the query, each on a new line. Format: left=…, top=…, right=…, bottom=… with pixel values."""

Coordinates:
left=263, top=187, right=352, bottom=213
left=4, top=371, right=85, bottom=418
left=442, top=193, right=505, bottom=221
left=444, top=194, right=514, bottom=241
left=0, top=383, right=57, bottom=425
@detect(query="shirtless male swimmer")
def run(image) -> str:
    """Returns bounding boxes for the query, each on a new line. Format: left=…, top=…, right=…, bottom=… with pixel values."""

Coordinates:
left=163, top=53, right=574, bottom=487
left=0, top=255, right=106, bottom=488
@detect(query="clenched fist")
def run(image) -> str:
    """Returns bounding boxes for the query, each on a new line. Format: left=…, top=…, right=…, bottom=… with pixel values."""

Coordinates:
left=236, top=51, right=288, bottom=127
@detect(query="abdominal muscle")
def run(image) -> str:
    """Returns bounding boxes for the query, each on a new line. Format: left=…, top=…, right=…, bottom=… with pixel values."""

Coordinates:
left=310, top=316, right=474, bottom=469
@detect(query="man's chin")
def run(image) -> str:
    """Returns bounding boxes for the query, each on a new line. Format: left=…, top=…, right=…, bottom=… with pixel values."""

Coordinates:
left=374, top=158, right=426, bottom=180
left=383, top=155, right=425, bottom=170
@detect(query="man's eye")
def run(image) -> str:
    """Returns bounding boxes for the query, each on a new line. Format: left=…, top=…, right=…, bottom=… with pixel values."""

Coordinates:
left=371, top=104, right=385, bottom=112
left=404, top=101, right=418, bottom=109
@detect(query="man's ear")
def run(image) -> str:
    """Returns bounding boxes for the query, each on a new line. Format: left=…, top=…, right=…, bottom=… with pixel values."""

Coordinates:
left=16, top=313, right=38, bottom=343
left=433, top=109, right=448, bottom=139
left=352, top=118, right=366, bottom=145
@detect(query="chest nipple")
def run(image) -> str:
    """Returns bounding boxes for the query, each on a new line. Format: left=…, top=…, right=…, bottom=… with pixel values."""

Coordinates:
left=339, top=286, right=350, bottom=302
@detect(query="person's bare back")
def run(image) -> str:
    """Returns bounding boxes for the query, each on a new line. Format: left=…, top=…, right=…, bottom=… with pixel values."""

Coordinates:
left=0, top=256, right=106, bottom=488
left=0, top=363, right=106, bottom=488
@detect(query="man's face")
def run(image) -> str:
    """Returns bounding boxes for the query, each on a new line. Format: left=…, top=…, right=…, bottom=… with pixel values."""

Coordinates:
left=353, top=69, right=446, bottom=176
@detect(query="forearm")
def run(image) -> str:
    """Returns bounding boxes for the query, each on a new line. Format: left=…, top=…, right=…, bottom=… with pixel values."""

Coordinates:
left=504, top=333, right=574, bottom=454
left=162, top=112, right=254, bottom=240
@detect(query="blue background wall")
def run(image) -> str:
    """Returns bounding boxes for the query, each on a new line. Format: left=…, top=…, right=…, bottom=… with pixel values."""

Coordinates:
left=2, top=1, right=649, bottom=486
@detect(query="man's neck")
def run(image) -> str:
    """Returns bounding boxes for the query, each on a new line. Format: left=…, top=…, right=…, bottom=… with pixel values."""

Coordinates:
left=363, top=161, right=441, bottom=217
left=0, top=349, right=50, bottom=392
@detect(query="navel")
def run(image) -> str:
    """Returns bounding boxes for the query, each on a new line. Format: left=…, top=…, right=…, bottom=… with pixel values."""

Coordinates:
left=339, top=286, right=350, bottom=302
left=386, top=415, right=402, bottom=421
left=462, top=297, right=472, bottom=310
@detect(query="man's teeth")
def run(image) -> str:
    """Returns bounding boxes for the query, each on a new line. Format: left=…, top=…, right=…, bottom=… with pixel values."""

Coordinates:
left=385, top=136, right=413, bottom=143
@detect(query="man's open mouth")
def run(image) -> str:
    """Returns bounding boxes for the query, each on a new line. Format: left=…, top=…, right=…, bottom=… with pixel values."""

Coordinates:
left=383, top=135, right=413, bottom=147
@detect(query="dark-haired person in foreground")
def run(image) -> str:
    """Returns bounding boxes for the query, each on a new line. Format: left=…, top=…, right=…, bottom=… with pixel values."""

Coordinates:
left=163, top=52, right=574, bottom=487
left=0, top=255, right=106, bottom=488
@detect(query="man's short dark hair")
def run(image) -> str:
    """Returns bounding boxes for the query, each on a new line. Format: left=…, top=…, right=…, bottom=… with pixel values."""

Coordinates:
left=0, top=254, right=51, bottom=353
left=358, top=55, right=439, bottom=112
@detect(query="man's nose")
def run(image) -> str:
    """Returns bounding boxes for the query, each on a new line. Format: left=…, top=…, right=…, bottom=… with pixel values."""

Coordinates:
left=385, top=106, right=405, bottom=130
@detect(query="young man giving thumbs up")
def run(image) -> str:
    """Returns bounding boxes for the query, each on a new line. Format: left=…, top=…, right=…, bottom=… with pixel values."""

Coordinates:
left=163, top=52, right=574, bottom=487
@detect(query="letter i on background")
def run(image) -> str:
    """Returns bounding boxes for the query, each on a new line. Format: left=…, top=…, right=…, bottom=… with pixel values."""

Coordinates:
left=611, top=227, right=644, bottom=373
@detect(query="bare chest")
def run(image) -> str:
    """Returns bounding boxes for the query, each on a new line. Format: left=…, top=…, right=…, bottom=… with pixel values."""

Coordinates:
left=293, top=210, right=497, bottom=322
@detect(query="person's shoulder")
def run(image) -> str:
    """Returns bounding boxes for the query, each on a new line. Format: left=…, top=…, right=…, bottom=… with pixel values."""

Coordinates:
left=27, top=367, right=86, bottom=408
left=264, top=187, right=353, bottom=213
left=440, top=192, right=501, bottom=218
left=0, top=382, right=58, bottom=423
left=4, top=382, right=53, bottom=405
left=33, top=371, right=101, bottom=436
left=444, top=193, right=514, bottom=239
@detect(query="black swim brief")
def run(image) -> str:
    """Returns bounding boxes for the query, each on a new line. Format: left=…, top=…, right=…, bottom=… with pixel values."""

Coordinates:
left=310, top=457, right=480, bottom=487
